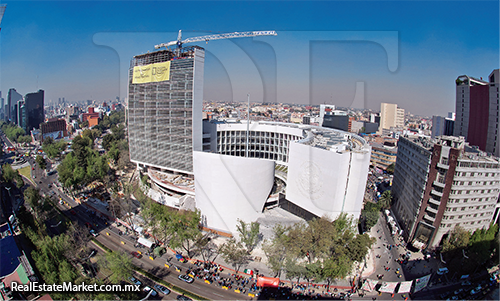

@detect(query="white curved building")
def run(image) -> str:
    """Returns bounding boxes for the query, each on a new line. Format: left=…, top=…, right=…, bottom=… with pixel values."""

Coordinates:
left=193, top=120, right=371, bottom=234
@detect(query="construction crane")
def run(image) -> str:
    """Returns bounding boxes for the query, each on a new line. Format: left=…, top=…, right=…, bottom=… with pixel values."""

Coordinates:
left=0, top=5, right=6, bottom=32
left=154, top=30, right=277, bottom=50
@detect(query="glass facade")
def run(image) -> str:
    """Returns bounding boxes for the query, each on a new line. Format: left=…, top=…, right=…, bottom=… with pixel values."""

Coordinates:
left=128, top=47, right=204, bottom=174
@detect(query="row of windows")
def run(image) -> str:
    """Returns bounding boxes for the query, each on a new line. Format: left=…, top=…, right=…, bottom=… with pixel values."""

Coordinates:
left=448, top=197, right=496, bottom=203
left=452, top=180, right=499, bottom=186
left=445, top=204, right=493, bottom=212
left=449, top=188, right=499, bottom=195
left=455, top=171, right=499, bottom=177
left=442, top=219, right=490, bottom=227
left=458, top=161, right=499, bottom=169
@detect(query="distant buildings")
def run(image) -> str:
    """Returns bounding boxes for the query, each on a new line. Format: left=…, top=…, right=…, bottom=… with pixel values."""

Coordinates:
left=431, top=113, right=455, bottom=139
left=454, top=69, right=499, bottom=157
left=81, top=107, right=100, bottom=128
left=40, top=118, right=68, bottom=142
left=392, top=135, right=500, bottom=250
left=380, top=102, right=405, bottom=132
left=370, top=142, right=397, bottom=170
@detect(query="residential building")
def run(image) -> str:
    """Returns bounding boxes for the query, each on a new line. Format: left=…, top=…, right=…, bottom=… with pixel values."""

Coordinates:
left=392, top=135, right=500, bottom=249
left=370, top=142, right=397, bottom=170
left=454, top=69, right=499, bottom=157
left=380, top=102, right=405, bottom=131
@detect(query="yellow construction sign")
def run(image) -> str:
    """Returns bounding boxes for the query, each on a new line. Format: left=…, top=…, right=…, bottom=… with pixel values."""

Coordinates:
left=132, top=61, right=170, bottom=84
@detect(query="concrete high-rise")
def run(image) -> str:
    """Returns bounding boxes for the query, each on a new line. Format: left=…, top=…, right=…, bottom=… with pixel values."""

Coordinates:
left=128, top=46, right=204, bottom=175
left=380, top=102, right=405, bottom=131
left=454, top=69, right=499, bottom=157
left=392, top=136, right=500, bottom=250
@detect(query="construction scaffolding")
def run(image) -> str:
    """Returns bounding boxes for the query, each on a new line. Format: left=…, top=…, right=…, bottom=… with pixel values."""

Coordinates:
left=128, top=46, right=204, bottom=174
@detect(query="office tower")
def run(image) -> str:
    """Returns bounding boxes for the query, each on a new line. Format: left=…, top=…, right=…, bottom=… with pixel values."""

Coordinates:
left=322, top=110, right=349, bottom=131
left=24, top=90, right=45, bottom=131
left=454, top=69, right=499, bottom=157
left=380, top=102, right=405, bottom=130
left=17, top=100, right=25, bottom=130
left=128, top=46, right=204, bottom=174
left=7, top=88, right=22, bottom=122
left=392, top=136, right=500, bottom=250
left=432, top=116, right=446, bottom=139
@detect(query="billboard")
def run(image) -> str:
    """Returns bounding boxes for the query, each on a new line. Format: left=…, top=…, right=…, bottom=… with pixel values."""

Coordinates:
left=132, top=61, right=170, bottom=84
left=413, top=274, right=431, bottom=293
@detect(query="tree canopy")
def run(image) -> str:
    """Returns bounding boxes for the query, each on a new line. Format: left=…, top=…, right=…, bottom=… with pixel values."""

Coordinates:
left=57, top=135, right=109, bottom=189
left=263, top=214, right=375, bottom=284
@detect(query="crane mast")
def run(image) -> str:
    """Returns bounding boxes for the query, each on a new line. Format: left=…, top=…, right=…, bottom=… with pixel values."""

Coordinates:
left=154, top=30, right=277, bottom=50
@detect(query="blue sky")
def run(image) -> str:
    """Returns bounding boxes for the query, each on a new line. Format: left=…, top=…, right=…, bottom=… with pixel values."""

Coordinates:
left=0, top=1, right=498, bottom=117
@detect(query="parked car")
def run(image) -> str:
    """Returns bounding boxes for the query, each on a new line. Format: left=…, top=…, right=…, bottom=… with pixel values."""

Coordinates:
left=143, top=286, right=158, bottom=297
left=178, top=274, right=194, bottom=284
left=128, top=276, right=142, bottom=286
left=177, top=295, right=192, bottom=301
left=89, top=229, right=98, bottom=237
left=154, top=284, right=170, bottom=295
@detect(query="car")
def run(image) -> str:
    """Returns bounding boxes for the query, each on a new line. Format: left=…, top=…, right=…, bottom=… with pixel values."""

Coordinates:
left=131, top=251, right=142, bottom=259
left=143, top=286, right=158, bottom=297
left=177, top=295, right=192, bottom=301
left=48, top=184, right=52, bottom=188
left=129, top=276, right=142, bottom=286
left=89, top=229, right=98, bottom=237
left=454, top=288, right=464, bottom=295
left=178, top=274, right=194, bottom=283
left=85, top=222, right=92, bottom=228
left=470, top=285, right=482, bottom=295
left=153, top=284, right=170, bottom=295
left=462, top=280, right=472, bottom=286
left=70, top=210, right=76, bottom=215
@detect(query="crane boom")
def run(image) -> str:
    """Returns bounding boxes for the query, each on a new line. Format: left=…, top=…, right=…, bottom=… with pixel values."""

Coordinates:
left=155, top=30, right=277, bottom=49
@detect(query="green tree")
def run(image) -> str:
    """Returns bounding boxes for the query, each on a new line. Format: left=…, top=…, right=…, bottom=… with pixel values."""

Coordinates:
left=378, top=190, right=393, bottom=209
left=263, top=224, right=290, bottom=277
left=219, top=238, right=250, bottom=272
left=168, top=209, right=202, bottom=258
left=100, top=251, right=133, bottom=284
left=442, top=225, right=470, bottom=253
left=35, top=155, right=47, bottom=169
left=24, top=186, right=42, bottom=209
left=386, top=163, right=395, bottom=174
left=236, top=219, right=261, bottom=253
left=2, top=164, right=17, bottom=183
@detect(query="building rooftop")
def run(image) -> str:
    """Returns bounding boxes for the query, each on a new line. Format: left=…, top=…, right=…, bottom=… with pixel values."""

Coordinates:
left=404, top=135, right=500, bottom=162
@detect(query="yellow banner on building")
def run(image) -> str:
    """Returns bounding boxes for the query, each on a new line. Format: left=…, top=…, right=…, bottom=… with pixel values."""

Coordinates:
left=132, top=61, right=170, bottom=84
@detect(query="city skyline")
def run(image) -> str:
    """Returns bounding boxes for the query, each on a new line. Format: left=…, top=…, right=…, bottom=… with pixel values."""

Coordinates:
left=0, top=1, right=498, bottom=117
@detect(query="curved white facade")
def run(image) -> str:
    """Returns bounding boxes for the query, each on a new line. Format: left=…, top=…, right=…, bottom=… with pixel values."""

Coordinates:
left=191, top=121, right=371, bottom=235
left=193, top=151, right=275, bottom=233
left=286, top=142, right=371, bottom=220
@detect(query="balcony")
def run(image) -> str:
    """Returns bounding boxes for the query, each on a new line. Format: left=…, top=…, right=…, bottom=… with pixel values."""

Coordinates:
left=433, top=180, right=446, bottom=188
left=431, top=189, right=443, bottom=197
left=428, top=198, right=441, bottom=206
left=423, top=214, right=435, bottom=224
left=426, top=206, right=439, bottom=215
left=437, top=162, right=449, bottom=170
